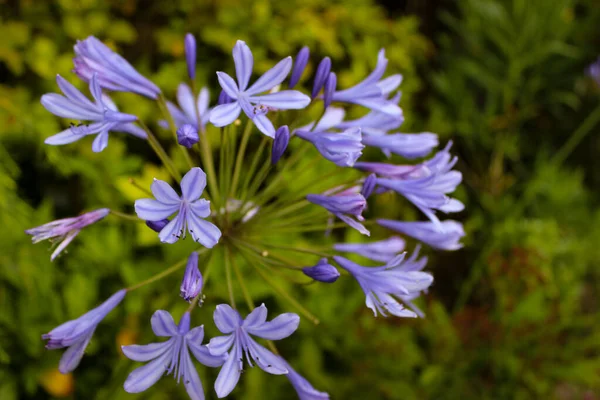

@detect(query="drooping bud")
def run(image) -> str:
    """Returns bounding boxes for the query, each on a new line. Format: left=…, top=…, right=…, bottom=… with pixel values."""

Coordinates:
left=271, top=125, right=290, bottom=165
left=184, top=33, right=197, bottom=80
left=361, top=173, right=377, bottom=199
left=311, top=57, right=331, bottom=98
left=146, top=219, right=169, bottom=232
left=302, top=258, right=340, bottom=283
left=180, top=252, right=203, bottom=302
left=323, top=72, right=336, bottom=108
left=177, top=124, right=199, bottom=148
left=289, top=46, right=310, bottom=89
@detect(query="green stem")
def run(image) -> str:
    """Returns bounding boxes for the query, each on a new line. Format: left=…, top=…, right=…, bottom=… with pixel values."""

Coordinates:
left=157, top=94, right=194, bottom=169
left=229, top=120, right=253, bottom=199
left=109, top=210, right=141, bottom=222
left=197, top=128, right=221, bottom=207
left=128, top=178, right=153, bottom=197
left=224, top=245, right=236, bottom=309
left=229, top=246, right=255, bottom=311
left=140, top=121, right=181, bottom=181
left=552, top=103, right=600, bottom=166
left=127, top=255, right=190, bottom=291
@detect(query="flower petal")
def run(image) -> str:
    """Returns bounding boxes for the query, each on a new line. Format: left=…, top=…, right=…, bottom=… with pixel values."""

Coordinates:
left=122, top=340, right=174, bottom=362
left=233, top=41, right=253, bottom=92
left=252, top=114, right=275, bottom=137
left=242, top=304, right=268, bottom=329
left=150, top=310, right=178, bottom=337
left=214, top=348, right=242, bottom=398
left=246, top=57, right=292, bottom=95
left=213, top=304, right=240, bottom=333
left=216, top=72, right=239, bottom=99
left=248, top=90, right=310, bottom=110
left=181, top=167, right=207, bottom=201
left=41, top=93, right=100, bottom=120
left=188, top=343, right=227, bottom=367
left=158, top=214, right=186, bottom=244
left=45, top=128, right=85, bottom=145
left=58, top=332, right=93, bottom=373
left=123, top=350, right=170, bottom=393
left=209, top=102, right=241, bottom=127
left=245, top=313, right=299, bottom=340
left=190, top=199, right=211, bottom=218
left=207, top=334, right=235, bottom=356
left=134, top=199, right=179, bottom=221
left=150, top=179, right=180, bottom=204
left=91, top=130, right=109, bottom=152
left=177, top=83, right=198, bottom=124
left=181, top=348, right=205, bottom=400
left=244, top=335, right=288, bottom=375
left=186, top=213, right=221, bottom=248
left=56, top=75, right=95, bottom=108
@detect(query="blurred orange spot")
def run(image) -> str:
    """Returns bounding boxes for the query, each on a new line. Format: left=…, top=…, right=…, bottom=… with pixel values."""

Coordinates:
left=172, top=42, right=184, bottom=57
left=40, top=368, right=74, bottom=397
left=116, top=328, right=139, bottom=355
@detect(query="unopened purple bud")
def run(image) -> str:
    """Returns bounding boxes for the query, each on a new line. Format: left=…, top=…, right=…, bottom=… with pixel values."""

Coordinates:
left=218, top=89, right=233, bottom=105
left=271, top=125, right=290, bottom=165
left=146, top=219, right=169, bottom=232
left=361, top=173, right=377, bottom=199
left=323, top=72, right=336, bottom=108
left=302, top=258, right=340, bottom=283
left=289, top=46, right=310, bottom=89
left=312, top=57, right=331, bottom=98
left=180, top=252, right=203, bottom=302
left=184, top=33, right=197, bottom=80
left=177, top=124, right=199, bottom=148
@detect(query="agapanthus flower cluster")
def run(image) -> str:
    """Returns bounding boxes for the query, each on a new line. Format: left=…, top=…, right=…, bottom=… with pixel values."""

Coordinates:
left=28, top=34, right=465, bottom=399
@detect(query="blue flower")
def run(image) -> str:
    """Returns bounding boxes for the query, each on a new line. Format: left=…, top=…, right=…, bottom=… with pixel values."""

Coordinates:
left=26, top=208, right=110, bottom=261
left=271, top=125, right=290, bottom=165
left=210, top=40, right=311, bottom=137
left=312, top=57, right=331, bottom=98
left=331, top=49, right=402, bottom=116
left=177, top=124, right=200, bottom=148
left=134, top=167, right=221, bottom=247
left=336, top=93, right=404, bottom=136
left=334, top=248, right=432, bottom=318
left=163, top=84, right=211, bottom=133
left=185, top=33, right=197, bottom=80
left=334, top=237, right=406, bottom=263
left=354, top=161, right=419, bottom=178
left=207, top=304, right=300, bottom=398
left=361, top=173, right=377, bottom=199
left=377, top=219, right=465, bottom=251
left=181, top=252, right=203, bottom=302
left=289, top=46, right=310, bottom=89
left=362, top=132, right=439, bottom=159
left=302, top=259, right=340, bottom=283
left=73, top=36, right=161, bottom=99
left=323, top=72, right=336, bottom=108
left=278, top=357, right=330, bottom=400
left=295, top=107, right=364, bottom=167
left=43, top=289, right=126, bottom=373
left=122, top=311, right=226, bottom=400
left=375, top=142, right=464, bottom=225
left=42, top=74, right=143, bottom=152
left=307, top=191, right=369, bottom=236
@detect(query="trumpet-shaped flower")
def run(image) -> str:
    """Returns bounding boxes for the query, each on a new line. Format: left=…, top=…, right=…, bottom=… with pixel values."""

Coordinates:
left=42, top=74, right=143, bottom=152
left=334, top=237, right=406, bottom=263
left=180, top=252, right=203, bottom=302
left=210, top=41, right=311, bottom=137
left=307, top=192, right=369, bottom=236
left=207, top=304, right=300, bottom=398
left=73, top=36, right=161, bottom=99
left=26, top=208, right=110, bottom=261
left=134, top=167, right=221, bottom=247
left=122, top=311, right=226, bottom=400
left=334, top=249, right=432, bottom=318
left=378, top=219, right=465, bottom=250
left=43, top=289, right=126, bottom=373
left=164, top=84, right=211, bottom=133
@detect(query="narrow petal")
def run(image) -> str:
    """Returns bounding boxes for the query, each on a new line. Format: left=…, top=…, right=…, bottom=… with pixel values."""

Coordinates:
left=214, top=349, right=241, bottom=398
left=89, top=73, right=104, bottom=105
left=233, top=41, right=253, bottom=91
left=244, top=335, right=288, bottom=375
left=209, top=102, right=241, bottom=127
left=207, top=334, right=235, bottom=356
left=91, top=130, right=109, bottom=152
left=216, top=72, right=240, bottom=99
left=58, top=333, right=93, bottom=373
left=186, top=214, right=221, bottom=248
left=150, top=310, right=178, bottom=337
left=45, top=128, right=85, bottom=145
left=134, top=199, right=179, bottom=221
left=213, top=304, right=240, bottom=333
left=189, top=199, right=211, bottom=218
left=181, top=348, right=205, bottom=400
left=177, top=83, right=199, bottom=124
left=245, top=313, right=299, bottom=340
left=248, top=90, right=310, bottom=110
left=123, top=351, right=170, bottom=393
left=122, top=340, right=174, bottom=362
left=56, top=75, right=95, bottom=108
left=252, top=114, right=275, bottom=137
left=246, top=57, right=292, bottom=95
left=151, top=179, right=180, bottom=204
left=188, top=343, right=227, bottom=367
left=378, top=74, right=402, bottom=95
left=197, top=87, right=210, bottom=116
left=158, top=214, right=186, bottom=244
left=242, top=304, right=268, bottom=329
left=41, top=93, right=100, bottom=120
left=181, top=167, right=207, bottom=201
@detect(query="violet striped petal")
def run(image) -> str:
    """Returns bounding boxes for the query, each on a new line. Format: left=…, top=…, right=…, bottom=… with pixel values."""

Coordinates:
left=246, top=57, right=292, bottom=95
left=150, top=310, right=178, bottom=337
left=233, top=41, right=253, bottom=91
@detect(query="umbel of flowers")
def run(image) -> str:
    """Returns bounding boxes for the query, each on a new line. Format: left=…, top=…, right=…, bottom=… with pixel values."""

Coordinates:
left=27, top=34, right=465, bottom=399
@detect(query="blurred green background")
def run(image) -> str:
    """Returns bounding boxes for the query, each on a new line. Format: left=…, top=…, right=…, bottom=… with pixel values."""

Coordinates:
left=1, top=0, right=600, bottom=399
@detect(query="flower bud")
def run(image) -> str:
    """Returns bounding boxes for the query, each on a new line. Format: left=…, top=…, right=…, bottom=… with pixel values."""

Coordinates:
left=302, top=258, right=340, bottom=283
left=271, top=125, right=290, bottom=165
left=177, top=124, right=199, bottom=148
left=289, top=46, right=310, bottom=89
left=323, top=72, right=336, bottom=108
left=146, top=219, right=169, bottom=232
left=180, top=252, right=203, bottom=302
left=312, top=57, right=331, bottom=98
left=361, top=173, right=377, bottom=199
left=184, top=33, right=196, bottom=80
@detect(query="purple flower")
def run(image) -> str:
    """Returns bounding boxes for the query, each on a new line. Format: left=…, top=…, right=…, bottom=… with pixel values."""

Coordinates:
left=361, top=173, right=377, bottom=199
left=207, top=304, right=300, bottom=398
left=42, top=74, right=143, bottom=152
left=43, top=289, right=126, bottom=373
left=354, top=162, right=418, bottom=178
left=122, top=311, right=226, bottom=400
left=73, top=36, right=161, bottom=99
left=362, top=132, right=439, bottom=159
left=302, top=259, right=340, bottom=283
left=210, top=40, right=311, bottom=137
left=278, top=357, right=330, bottom=400
left=134, top=167, right=221, bottom=247
left=218, top=90, right=233, bottom=105
left=378, top=219, right=465, bottom=250
left=375, top=142, right=464, bottom=225
left=185, top=33, right=197, bottom=80
left=181, top=252, right=203, bottom=302
left=26, top=208, right=110, bottom=261
left=323, top=72, right=336, bottom=108
left=177, top=124, right=200, bottom=148
left=336, top=95, right=404, bottom=136
left=334, top=248, right=432, bottom=318
left=146, top=219, right=170, bottom=232
left=331, top=49, right=402, bottom=116
left=334, top=236, right=406, bottom=263
left=163, top=84, right=211, bottom=133
left=271, top=125, right=290, bottom=164
left=587, top=56, right=600, bottom=87
left=312, top=57, right=331, bottom=98
left=289, top=46, right=310, bottom=89
left=307, top=192, right=370, bottom=236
